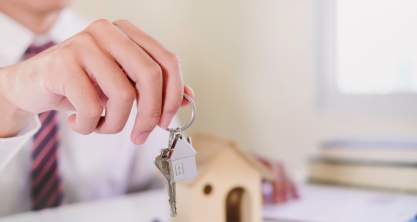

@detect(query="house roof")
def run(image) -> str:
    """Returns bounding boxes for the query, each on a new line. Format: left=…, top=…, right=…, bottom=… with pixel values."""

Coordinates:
left=186, top=133, right=275, bottom=185
left=170, top=136, right=197, bottom=159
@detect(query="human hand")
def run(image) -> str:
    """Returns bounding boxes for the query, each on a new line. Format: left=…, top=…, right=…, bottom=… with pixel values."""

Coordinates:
left=0, top=19, right=193, bottom=143
left=258, top=158, right=299, bottom=204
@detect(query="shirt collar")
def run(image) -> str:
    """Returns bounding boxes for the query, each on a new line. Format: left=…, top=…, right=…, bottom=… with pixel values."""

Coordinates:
left=0, top=9, right=88, bottom=66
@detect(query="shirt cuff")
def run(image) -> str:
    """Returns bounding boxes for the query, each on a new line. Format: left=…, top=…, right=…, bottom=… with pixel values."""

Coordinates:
left=0, top=115, right=40, bottom=170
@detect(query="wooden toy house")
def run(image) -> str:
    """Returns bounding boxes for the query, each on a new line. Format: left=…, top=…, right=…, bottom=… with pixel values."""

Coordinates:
left=173, top=133, right=274, bottom=222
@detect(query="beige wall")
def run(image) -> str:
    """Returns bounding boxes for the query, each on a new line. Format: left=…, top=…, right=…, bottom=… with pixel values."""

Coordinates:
left=71, top=0, right=417, bottom=178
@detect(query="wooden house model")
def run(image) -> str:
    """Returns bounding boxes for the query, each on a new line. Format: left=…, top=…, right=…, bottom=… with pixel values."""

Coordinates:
left=173, top=133, right=274, bottom=222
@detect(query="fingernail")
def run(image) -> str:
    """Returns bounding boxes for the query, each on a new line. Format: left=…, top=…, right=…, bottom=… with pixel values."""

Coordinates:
left=159, top=114, right=174, bottom=129
left=136, top=131, right=150, bottom=144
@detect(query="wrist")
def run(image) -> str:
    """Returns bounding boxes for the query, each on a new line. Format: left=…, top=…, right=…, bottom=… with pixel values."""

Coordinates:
left=0, top=66, right=31, bottom=137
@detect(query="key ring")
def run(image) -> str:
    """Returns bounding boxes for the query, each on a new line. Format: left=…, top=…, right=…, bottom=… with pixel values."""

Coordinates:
left=167, top=94, right=196, bottom=133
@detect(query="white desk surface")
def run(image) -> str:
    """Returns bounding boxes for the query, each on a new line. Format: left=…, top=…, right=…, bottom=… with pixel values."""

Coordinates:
left=1, top=184, right=416, bottom=222
left=0, top=190, right=170, bottom=222
left=264, top=184, right=417, bottom=222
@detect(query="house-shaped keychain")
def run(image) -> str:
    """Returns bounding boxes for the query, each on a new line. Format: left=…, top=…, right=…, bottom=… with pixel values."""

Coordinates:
left=168, top=135, right=198, bottom=182
left=173, top=133, right=274, bottom=222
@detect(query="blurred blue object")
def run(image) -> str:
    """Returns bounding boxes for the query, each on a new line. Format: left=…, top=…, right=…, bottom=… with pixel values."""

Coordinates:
left=408, top=215, right=417, bottom=222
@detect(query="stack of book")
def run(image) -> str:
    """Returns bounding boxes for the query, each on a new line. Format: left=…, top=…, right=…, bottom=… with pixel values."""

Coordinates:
left=308, top=139, right=417, bottom=193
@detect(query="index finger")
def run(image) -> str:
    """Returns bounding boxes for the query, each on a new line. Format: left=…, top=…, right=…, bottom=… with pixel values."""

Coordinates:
left=84, top=20, right=164, bottom=144
left=113, top=20, right=184, bottom=129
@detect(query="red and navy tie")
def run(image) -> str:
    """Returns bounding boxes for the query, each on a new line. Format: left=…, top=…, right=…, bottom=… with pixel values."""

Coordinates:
left=22, top=41, right=64, bottom=210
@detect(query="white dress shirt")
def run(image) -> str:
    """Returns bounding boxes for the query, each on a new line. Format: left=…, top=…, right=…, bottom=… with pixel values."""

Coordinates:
left=0, top=9, right=168, bottom=217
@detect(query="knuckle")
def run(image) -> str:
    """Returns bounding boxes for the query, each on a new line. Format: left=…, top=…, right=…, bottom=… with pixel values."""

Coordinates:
left=163, top=50, right=179, bottom=63
left=90, top=18, right=112, bottom=29
left=162, top=51, right=180, bottom=72
left=68, top=32, right=94, bottom=49
left=118, top=37, right=134, bottom=50
left=57, top=43, right=75, bottom=58
left=83, top=104, right=103, bottom=118
left=115, top=87, right=136, bottom=102
left=144, top=110, right=162, bottom=124
left=113, top=19, right=130, bottom=26
left=144, top=63, right=163, bottom=79
left=79, top=32, right=94, bottom=44
left=164, top=105, right=179, bottom=116
left=49, top=47, right=74, bottom=72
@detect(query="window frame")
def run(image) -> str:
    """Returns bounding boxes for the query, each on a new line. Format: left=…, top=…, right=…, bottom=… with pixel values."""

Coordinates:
left=315, top=0, right=417, bottom=114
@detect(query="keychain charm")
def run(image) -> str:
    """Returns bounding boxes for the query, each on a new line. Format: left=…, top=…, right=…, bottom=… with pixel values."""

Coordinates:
left=154, top=94, right=198, bottom=217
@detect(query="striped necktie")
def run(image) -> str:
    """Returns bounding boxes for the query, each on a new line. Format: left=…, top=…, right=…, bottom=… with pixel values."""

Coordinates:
left=22, top=41, right=64, bottom=210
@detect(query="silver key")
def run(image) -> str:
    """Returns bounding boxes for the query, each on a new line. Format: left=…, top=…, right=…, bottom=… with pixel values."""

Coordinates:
left=155, top=151, right=177, bottom=216
left=155, top=130, right=181, bottom=216
left=154, top=94, right=197, bottom=217
left=168, top=180, right=176, bottom=216
left=155, top=155, right=177, bottom=216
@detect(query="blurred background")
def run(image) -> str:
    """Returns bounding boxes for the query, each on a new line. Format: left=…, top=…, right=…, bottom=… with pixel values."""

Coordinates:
left=70, top=0, right=417, bottom=179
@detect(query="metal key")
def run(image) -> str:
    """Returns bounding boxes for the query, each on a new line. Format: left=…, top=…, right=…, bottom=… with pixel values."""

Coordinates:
left=155, top=130, right=181, bottom=216
left=155, top=157, right=177, bottom=216
left=154, top=94, right=197, bottom=217
left=155, top=156, right=177, bottom=216
left=167, top=130, right=181, bottom=217
left=167, top=179, right=177, bottom=216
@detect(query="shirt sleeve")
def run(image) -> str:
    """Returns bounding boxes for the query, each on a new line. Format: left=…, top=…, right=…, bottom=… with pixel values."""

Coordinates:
left=0, top=115, right=40, bottom=171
